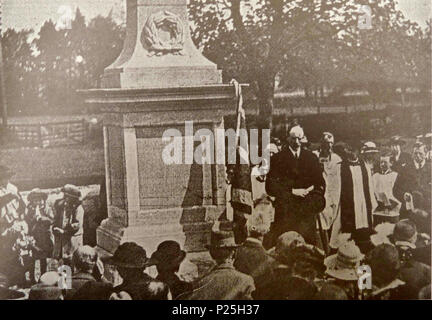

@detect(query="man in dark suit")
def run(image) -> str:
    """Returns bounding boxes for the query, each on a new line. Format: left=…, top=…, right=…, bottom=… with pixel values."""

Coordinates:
left=394, top=142, right=431, bottom=216
left=388, top=136, right=411, bottom=173
left=266, top=122, right=325, bottom=246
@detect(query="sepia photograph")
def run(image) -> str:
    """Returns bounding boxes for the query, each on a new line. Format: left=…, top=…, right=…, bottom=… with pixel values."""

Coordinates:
left=0, top=0, right=431, bottom=307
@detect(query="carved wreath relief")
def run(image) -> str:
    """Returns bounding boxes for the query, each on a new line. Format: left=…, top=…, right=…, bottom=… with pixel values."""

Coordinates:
left=143, top=11, right=185, bottom=56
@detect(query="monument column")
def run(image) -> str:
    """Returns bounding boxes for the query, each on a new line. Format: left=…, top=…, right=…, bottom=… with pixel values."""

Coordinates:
left=81, top=0, right=246, bottom=255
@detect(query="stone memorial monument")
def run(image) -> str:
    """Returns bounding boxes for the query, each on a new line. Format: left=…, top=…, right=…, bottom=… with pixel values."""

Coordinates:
left=81, top=0, right=244, bottom=255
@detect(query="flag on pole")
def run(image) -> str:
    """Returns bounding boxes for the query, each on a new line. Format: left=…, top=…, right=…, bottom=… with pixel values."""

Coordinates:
left=230, top=79, right=253, bottom=215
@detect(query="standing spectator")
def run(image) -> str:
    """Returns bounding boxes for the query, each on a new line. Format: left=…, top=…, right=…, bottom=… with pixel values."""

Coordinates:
left=372, top=152, right=401, bottom=225
left=266, top=121, right=325, bottom=246
left=26, top=188, right=54, bottom=283
left=314, top=132, right=342, bottom=252
left=360, top=141, right=380, bottom=174
left=387, top=136, right=410, bottom=173
left=234, top=200, right=275, bottom=299
left=181, top=221, right=255, bottom=300
left=394, top=141, right=431, bottom=215
left=52, top=185, right=84, bottom=267
left=148, top=240, right=192, bottom=299
left=363, top=244, right=406, bottom=300
left=0, top=166, right=28, bottom=287
left=107, top=242, right=164, bottom=300
left=329, top=143, right=377, bottom=251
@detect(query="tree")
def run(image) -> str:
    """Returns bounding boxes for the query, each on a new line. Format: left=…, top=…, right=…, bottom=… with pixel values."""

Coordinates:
left=32, top=10, right=125, bottom=115
left=1, top=28, right=38, bottom=116
left=189, top=0, right=360, bottom=130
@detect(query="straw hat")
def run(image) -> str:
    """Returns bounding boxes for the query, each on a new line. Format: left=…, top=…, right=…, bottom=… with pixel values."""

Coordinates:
left=324, top=241, right=364, bottom=281
left=361, top=141, right=379, bottom=154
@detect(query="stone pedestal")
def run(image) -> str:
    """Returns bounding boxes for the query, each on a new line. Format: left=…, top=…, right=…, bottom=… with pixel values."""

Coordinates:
left=82, top=86, right=241, bottom=254
left=80, top=0, right=246, bottom=255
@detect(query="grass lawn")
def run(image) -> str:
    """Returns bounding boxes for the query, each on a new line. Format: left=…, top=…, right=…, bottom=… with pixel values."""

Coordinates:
left=0, top=140, right=105, bottom=190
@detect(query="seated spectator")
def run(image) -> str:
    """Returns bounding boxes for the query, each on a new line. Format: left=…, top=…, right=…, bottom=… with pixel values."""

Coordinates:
left=392, top=220, right=431, bottom=299
left=268, top=231, right=306, bottom=269
left=120, top=280, right=172, bottom=300
left=148, top=240, right=191, bottom=299
left=314, top=283, right=348, bottom=300
left=64, top=245, right=98, bottom=299
left=265, top=232, right=324, bottom=299
left=418, top=284, right=431, bottom=300
left=363, top=244, right=405, bottom=300
left=71, top=280, right=113, bottom=300
left=324, top=241, right=364, bottom=300
left=106, top=242, right=164, bottom=300
left=28, top=271, right=63, bottom=300
left=180, top=221, right=255, bottom=300
left=234, top=202, right=275, bottom=299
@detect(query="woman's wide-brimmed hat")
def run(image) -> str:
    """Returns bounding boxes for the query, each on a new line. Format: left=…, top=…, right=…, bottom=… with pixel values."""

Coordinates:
left=27, top=188, right=48, bottom=202
left=148, top=240, right=186, bottom=267
left=0, top=165, right=14, bottom=180
left=324, top=241, right=364, bottom=281
left=105, top=242, right=150, bottom=269
left=360, top=141, right=379, bottom=154
left=206, top=221, right=238, bottom=249
left=61, top=184, right=82, bottom=201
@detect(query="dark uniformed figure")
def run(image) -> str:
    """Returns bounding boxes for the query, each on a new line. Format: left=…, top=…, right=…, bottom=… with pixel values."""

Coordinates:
left=266, top=123, right=325, bottom=246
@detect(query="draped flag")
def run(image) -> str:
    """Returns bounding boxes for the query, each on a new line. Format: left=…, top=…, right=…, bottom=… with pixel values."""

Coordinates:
left=230, top=79, right=253, bottom=215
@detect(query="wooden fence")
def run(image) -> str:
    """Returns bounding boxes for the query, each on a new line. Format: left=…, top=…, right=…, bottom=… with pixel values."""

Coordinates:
left=7, top=119, right=89, bottom=148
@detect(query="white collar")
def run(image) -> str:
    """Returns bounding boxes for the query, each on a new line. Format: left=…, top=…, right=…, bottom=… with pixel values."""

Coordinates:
left=381, top=169, right=393, bottom=175
left=289, top=146, right=301, bottom=158
left=414, top=159, right=426, bottom=169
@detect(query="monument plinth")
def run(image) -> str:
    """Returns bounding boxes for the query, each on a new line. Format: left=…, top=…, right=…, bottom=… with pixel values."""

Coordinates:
left=102, top=0, right=222, bottom=89
left=81, top=0, right=245, bottom=255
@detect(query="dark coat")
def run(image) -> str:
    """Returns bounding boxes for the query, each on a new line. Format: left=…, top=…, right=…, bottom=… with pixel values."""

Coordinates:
left=266, top=148, right=325, bottom=244
left=394, top=159, right=431, bottom=213
left=399, top=259, right=431, bottom=299
left=64, top=272, right=97, bottom=300
left=234, top=238, right=276, bottom=299
left=392, top=152, right=411, bottom=174
left=156, top=272, right=192, bottom=300
left=180, top=263, right=255, bottom=300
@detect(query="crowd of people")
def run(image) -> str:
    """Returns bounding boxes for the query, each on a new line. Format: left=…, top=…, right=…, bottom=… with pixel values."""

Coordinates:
left=0, top=120, right=431, bottom=300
